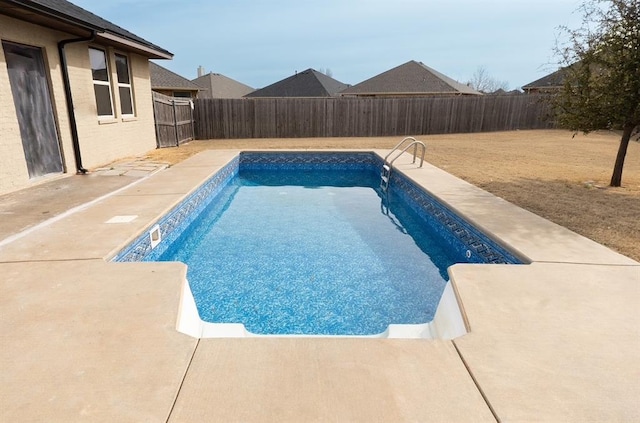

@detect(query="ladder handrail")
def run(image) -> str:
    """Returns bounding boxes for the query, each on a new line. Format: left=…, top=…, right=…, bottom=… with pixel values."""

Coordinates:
left=387, top=140, right=426, bottom=168
left=380, top=137, right=426, bottom=194
left=384, top=136, right=417, bottom=162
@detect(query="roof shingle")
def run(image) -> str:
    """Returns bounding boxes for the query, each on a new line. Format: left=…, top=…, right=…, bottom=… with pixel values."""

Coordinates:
left=340, top=60, right=481, bottom=96
left=149, top=62, right=201, bottom=91
left=192, top=72, right=254, bottom=99
left=2, top=0, right=172, bottom=58
left=245, top=69, right=348, bottom=98
left=522, top=67, right=568, bottom=90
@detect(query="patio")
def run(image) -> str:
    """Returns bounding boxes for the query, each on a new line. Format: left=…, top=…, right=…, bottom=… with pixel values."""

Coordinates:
left=1, top=150, right=638, bottom=422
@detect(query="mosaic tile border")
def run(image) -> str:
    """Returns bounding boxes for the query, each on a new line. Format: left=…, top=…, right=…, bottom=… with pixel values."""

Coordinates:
left=390, top=172, right=522, bottom=264
left=240, top=151, right=380, bottom=166
left=239, top=151, right=381, bottom=172
left=113, top=151, right=521, bottom=265
left=112, top=156, right=239, bottom=262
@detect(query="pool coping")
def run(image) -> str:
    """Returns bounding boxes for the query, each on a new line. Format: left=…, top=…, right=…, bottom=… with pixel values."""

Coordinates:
left=166, top=150, right=639, bottom=420
left=1, top=148, right=638, bottom=422
left=115, top=149, right=637, bottom=341
left=114, top=150, right=512, bottom=339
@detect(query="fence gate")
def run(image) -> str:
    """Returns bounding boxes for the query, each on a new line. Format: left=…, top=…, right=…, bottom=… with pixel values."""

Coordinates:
left=152, top=91, right=195, bottom=148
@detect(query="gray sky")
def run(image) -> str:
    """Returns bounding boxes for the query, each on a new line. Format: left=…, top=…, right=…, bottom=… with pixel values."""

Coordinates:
left=72, top=0, right=585, bottom=90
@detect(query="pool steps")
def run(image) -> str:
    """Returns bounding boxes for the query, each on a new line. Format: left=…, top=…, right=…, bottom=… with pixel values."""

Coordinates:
left=176, top=278, right=467, bottom=340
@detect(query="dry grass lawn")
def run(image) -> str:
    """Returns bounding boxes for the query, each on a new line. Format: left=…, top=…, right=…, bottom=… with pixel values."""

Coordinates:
left=143, top=129, right=640, bottom=262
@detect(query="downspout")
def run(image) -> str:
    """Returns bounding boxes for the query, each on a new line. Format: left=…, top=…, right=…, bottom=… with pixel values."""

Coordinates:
left=58, top=31, right=96, bottom=174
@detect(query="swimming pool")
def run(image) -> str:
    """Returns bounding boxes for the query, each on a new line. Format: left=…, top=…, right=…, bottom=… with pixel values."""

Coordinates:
left=113, top=152, right=521, bottom=338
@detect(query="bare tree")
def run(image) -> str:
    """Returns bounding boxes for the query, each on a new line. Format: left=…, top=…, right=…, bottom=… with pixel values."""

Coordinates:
left=467, top=66, right=509, bottom=93
left=318, top=67, right=334, bottom=77
left=553, top=0, right=639, bottom=187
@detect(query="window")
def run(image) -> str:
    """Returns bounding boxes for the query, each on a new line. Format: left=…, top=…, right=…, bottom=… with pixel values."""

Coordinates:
left=115, top=53, right=134, bottom=116
left=89, top=47, right=113, bottom=117
left=173, top=91, right=192, bottom=98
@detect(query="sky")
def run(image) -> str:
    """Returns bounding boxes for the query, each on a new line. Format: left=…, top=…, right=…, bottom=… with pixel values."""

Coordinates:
left=71, top=0, right=586, bottom=90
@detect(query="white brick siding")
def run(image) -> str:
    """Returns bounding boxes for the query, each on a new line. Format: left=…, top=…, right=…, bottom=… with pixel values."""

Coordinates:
left=0, top=14, right=158, bottom=195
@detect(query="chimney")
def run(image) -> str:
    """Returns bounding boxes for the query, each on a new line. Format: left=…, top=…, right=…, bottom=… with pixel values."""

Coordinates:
left=197, top=65, right=205, bottom=77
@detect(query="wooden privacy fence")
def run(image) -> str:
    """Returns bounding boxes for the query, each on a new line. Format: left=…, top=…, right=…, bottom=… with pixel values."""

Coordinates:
left=194, top=95, right=555, bottom=140
left=152, top=92, right=195, bottom=147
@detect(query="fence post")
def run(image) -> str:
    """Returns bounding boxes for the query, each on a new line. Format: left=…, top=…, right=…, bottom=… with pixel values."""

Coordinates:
left=190, top=100, right=195, bottom=141
left=152, top=92, right=160, bottom=148
left=172, top=99, right=179, bottom=147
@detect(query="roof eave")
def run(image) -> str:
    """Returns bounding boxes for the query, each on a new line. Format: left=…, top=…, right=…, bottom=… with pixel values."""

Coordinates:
left=1, top=0, right=173, bottom=59
left=522, top=85, right=562, bottom=91
left=152, top=85, right=200, bottom=91
left=2, top=0, right=102, bottom=31
left=244, top=95, right=334, bottom=99
left=340, top=91, right=483, bottom=96
left=96, top=32, right=172, bottom=59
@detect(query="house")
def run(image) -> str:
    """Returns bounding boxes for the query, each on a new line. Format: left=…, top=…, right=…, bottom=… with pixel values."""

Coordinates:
left=244, top=68, right=348, bottom=98
left=340, top=60, right=482, bottom=97
left=0, top=0, right=172, bottom=195
left=488, top=88, right=523, bottom=95
left=192, top=67, right=254, bottom=99
left=522, top=67, right=568, bottom=94
left=150, top=62, right=201, bottom=98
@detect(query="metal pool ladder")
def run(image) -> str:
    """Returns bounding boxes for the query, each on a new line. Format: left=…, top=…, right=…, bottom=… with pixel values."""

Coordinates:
left=380, top=137, right=426, bottom=192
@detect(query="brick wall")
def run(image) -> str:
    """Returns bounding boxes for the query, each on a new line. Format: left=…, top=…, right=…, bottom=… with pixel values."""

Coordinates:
left=0, top=14, right=72, bottom=195
left=0, top=14, right=158, bottom=195
left=69, top=45, right=157, bottom=169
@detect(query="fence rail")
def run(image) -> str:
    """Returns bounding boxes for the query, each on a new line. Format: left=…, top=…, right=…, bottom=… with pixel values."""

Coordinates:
left=193, top=95, right=554, bottom=140
left=152, top=92, right=195, bottom=148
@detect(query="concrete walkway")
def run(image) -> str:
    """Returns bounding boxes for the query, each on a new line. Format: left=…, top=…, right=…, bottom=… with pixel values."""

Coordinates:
left=0, top=158, right=167, bottom=242
left=0, top=151, right=638, bottom=422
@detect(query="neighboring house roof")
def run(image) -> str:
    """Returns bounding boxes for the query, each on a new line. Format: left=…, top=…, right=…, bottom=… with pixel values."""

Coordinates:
left=244, top=68, right=349, bottom=98
left=192, top=72, right=254, bottom=99
left=340, top=60, right=482, bottom=96
left=522, top=67, right=568, bottom=92
left=0, top=0, right=172, bottom=59
left=489, top=88, right=523, bottom=95
left=150, top=62, right=201, bottom=92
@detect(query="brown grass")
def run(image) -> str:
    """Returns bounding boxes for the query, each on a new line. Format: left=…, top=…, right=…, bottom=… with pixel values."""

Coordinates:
left=142, top=130, right=640, bottom=262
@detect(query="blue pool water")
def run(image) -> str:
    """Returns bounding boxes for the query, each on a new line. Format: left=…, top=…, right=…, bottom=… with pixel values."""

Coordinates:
left=114, top=152, right=521, bottom=336
left=159, top=168, right=456, bottom=335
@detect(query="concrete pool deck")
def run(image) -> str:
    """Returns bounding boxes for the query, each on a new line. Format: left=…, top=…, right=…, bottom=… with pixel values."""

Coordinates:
left=1, top=150, right=638, bottom=422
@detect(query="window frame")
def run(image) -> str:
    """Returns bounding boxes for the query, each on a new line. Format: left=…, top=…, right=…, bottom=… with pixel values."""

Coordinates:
left=114, top=52, right=135, bottom=117
left=172, top=91, right=192, bottom=98
left=88, top=46, right=114, bottom=119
